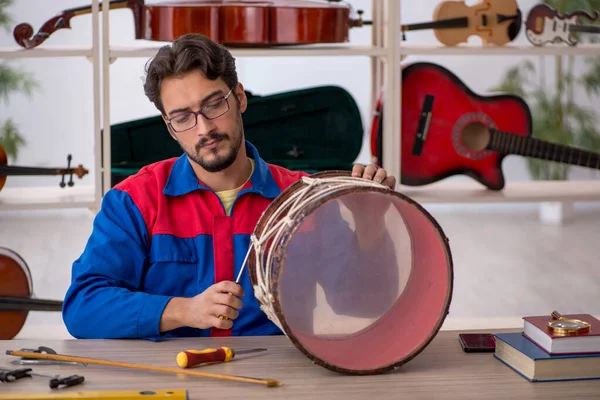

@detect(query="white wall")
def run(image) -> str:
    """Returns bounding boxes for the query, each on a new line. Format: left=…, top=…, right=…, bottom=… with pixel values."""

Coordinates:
left=0, top=0, right=599, bottom=338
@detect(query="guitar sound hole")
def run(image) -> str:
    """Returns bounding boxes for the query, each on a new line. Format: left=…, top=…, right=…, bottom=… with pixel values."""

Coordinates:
left=461, top=122, right=490, bottom=152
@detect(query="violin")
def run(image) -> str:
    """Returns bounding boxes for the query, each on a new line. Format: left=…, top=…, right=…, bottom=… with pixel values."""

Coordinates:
left=13, top=0, right=521, bottom=50
left=0, top=247, right=63, bottom=340
left=420, top=0, right=522, bottom=46
left=0, top=143, right=89, bottom=192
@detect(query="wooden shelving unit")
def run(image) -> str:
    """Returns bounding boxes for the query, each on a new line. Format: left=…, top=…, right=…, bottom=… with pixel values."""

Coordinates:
left=1, top=0, right=599, bottom=214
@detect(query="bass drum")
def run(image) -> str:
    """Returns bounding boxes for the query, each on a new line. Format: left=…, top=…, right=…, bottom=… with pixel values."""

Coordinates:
left=247, top=170, right=453, bottom=375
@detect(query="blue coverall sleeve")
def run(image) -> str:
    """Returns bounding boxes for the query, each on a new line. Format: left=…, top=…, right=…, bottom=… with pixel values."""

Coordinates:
left=62, top=189, right=173, bottom=339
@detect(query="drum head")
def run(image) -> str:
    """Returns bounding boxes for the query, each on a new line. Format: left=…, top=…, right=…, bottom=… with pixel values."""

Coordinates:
left=253, top=172, right=453, bottom=375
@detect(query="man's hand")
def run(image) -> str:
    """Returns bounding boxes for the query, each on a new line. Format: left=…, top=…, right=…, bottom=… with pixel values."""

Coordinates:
left=351, top=163, right=396, bottom=190
left=341, top=164, right=396, bottom=249
left=160, top=281, right=244, bottom=332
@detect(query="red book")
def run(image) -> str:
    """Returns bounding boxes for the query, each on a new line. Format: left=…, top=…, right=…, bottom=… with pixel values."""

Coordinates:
left=523, top=314, right=600, bottom=355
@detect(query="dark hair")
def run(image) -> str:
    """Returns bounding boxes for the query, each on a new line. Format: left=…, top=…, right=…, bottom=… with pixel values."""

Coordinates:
left=143, top=33, right=238, bottom=114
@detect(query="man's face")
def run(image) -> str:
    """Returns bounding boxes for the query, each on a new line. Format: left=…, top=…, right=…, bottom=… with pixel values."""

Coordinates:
left=160, top=70, right=247, bottom=173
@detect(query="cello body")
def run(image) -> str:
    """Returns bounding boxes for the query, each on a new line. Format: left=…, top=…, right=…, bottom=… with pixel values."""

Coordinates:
left=143, top=1, right=352, bottom=46
left=0, top=247, right=63, bottom=340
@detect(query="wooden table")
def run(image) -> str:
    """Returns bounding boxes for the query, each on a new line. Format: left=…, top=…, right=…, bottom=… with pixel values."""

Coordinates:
left=1, top=330, right=599, bottom=399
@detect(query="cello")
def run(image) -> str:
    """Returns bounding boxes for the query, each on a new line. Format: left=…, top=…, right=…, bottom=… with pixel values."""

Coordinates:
left=0, top=247, right=64, bottom=340
left=0, top=143, right=89, bottom=192
left=14, top=0, right=366, bottom=49
left=14, top=0, right=521, bottom=49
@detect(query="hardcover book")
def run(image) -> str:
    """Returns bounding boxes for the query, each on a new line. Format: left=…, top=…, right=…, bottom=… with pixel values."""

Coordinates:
left=523, top=314, right=600, bottom=355
left=494, top=332, right=600, bottom=382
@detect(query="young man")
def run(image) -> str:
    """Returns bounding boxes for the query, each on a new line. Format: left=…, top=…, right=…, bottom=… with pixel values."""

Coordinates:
left=62, top=33, right=398, bottom=340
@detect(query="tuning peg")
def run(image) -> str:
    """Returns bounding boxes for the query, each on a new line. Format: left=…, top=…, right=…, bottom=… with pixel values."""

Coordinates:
left=59, top=154, right=73, bottom=188
left=67, top=154, right=75, bottom=186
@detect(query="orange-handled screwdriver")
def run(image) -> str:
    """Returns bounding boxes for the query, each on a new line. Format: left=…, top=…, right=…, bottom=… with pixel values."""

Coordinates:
left=176, top=347, right=267, bottom=368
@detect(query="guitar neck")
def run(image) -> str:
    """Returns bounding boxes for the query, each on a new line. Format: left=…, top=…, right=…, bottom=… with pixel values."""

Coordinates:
left=402, top=17, right=469, bottom=32
left=489, top=130, right=600, bottom=169
left=570, top=24, right=600, bottom=34
left=0, top=165, right=65, bottom=177
left=0, top=296, right=63, bottom=312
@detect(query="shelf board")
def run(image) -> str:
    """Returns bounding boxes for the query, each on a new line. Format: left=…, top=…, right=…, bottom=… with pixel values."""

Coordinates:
left=4, top=43, right=599, bottom=59
left=1, top=180, right=596, bottom=212
left=0, top=46, right=94, bottom=59
left=0, top=185, right=96, bottom=211
left=400, top=43, right=600, bottom=56
left=110, top=44, right=388, bottom=59
left=399, top=180, right=600, bottom=204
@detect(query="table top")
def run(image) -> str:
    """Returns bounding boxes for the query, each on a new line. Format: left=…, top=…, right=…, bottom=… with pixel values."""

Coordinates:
left=1, top=329, right=599, bottom=399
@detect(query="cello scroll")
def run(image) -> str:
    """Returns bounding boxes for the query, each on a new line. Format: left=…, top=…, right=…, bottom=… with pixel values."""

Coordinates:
left=13, top=0, right=143, bottom=49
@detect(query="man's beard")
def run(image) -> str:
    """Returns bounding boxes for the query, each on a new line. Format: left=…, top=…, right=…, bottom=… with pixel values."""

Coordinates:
left=184, top=130, right=243, bottom=173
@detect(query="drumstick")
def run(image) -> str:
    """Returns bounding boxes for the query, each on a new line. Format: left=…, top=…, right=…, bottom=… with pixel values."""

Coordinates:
left=236, top=246, right=252, bottom=283
left=5, top=350, right=283, bottom=387
left=218, top=247, right=252, bottom=322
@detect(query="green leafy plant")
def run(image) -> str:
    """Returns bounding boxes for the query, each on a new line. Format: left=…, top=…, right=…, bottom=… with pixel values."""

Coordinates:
left=0, top=0, right=39, bottom=162
left=489, top=0, right=600, bottom=180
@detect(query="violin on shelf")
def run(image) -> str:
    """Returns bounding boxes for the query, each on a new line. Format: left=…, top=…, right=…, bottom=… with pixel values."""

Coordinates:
left=0, top=144, right=89, bottom=192
left=0, top=247, right=64, bottom=340
left=403, top=0, right=522, bottom=46
left=525, top=3, right=600, bottom=47
left=14, top=0, right=521, bottom=50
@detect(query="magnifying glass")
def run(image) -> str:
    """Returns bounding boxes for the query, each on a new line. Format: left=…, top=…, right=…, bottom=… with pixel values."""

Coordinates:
left=547, top=310, right=591, bottom=336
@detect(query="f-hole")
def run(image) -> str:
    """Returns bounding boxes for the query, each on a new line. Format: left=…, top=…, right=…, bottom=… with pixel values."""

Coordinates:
left=461, top=122, right=491, bottom=151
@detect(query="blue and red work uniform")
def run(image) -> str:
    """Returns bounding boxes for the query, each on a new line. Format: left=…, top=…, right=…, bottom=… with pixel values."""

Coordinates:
left=62, top=141, right=399, bottom=340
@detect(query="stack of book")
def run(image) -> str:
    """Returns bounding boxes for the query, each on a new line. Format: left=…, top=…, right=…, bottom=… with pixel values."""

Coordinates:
left=493, top=313, right=600, bottom=382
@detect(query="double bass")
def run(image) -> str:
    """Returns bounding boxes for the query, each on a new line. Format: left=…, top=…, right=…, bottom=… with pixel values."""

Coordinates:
left=0, top=247, right=63, bottom=340
left=0, top=143, right=89, bottom=192
left=14, top=0, right=522, bottom=49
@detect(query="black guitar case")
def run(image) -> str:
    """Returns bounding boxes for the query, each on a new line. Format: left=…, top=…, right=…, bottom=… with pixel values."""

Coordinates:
left=105, top=85, right=364, bottom=187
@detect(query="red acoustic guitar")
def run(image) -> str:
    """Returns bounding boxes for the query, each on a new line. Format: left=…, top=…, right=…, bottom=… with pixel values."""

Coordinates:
left=370, top=62, right=600, bottom=190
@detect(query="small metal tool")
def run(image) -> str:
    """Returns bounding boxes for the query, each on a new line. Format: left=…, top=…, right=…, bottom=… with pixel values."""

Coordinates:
left=11, top=346, right=86, bottom=366
left=11, top=359, right=85, bottom=366
left=0, top=368, right=32, bottom=382
left=27, top=371, right=85, bottom=389
left=0, top=367, right=84, bottom=389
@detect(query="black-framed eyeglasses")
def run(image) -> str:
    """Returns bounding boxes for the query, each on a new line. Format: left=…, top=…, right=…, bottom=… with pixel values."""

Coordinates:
left=167, top=88, right=234, bottom=132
